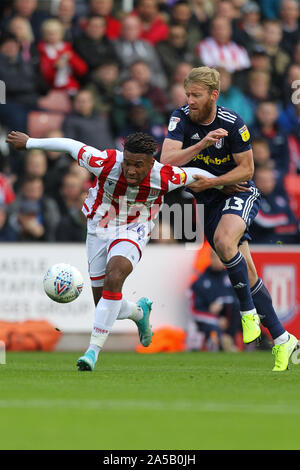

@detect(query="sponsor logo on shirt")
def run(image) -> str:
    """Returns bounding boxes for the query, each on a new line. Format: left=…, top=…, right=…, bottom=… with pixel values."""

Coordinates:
left=238, top=125, right=250, bottom=142
left=192, top=153, right=231, bottom=165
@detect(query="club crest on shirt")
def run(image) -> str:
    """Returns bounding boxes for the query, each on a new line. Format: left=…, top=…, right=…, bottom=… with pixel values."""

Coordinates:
left=238, top=125, right=250, bottom=142
left=214, top=138, right=224, bottom=149
left=168, top=116, right=180, bottom=131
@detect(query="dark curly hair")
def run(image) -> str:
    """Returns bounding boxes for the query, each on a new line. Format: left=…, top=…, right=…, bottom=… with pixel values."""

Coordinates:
left=124, top=132, right=157, bottom=156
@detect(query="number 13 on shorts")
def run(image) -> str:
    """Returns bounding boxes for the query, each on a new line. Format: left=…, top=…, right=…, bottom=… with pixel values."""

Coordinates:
left=223, top=196, right=244, bottom=211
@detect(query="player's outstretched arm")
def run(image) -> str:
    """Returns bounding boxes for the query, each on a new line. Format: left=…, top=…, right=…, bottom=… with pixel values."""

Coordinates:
left=6, top=131, right=85, bottom=161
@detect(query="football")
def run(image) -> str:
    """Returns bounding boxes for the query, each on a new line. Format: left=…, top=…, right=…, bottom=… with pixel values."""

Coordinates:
left=43, top=263, right=84, bottom=303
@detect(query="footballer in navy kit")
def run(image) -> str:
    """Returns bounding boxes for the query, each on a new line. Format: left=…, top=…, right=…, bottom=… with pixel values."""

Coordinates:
left=161, top=66, right=299, bottom=371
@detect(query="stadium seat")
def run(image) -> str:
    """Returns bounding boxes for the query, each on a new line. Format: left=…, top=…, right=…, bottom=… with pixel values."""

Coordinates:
left=27, top=111, right=65, bottom=138
left=38, top=90, right=72, bottom=114
left=284, top=174, right=300, bottom=219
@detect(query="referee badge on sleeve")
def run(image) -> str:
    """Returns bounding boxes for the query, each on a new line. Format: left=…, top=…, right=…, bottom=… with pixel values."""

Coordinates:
left=238, top=125, right=250, bottom=142
left=168, top=116, right=181, bottom=131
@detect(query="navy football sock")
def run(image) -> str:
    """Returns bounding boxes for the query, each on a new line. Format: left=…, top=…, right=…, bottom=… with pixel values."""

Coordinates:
left=223, top=252, right=256, bottom=312
left=251, top=278, right=286, bottom=339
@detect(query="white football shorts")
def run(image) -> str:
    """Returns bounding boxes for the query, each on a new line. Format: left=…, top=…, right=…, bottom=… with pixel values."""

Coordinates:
left=86, top=223, right=151, bottom=287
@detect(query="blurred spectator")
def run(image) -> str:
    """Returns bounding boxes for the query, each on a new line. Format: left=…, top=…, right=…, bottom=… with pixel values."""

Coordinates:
left=38, top=18, right=88, bottom=95
left=280, top=63, right=300, bottom=106
left=129, top=60, right=168, bottom=115
left=172, top=62, right=193, bottom=85
left=89, top=0, right=121, bottom=40
left=252, top=101, right=290, bottom=176
left=252, top=138, right=275, bottom=171
left=156, top=24, right=201, bottom=79
left=217, top=67, right=254, bottom=126
left=8, top=16, right=38, bottom=64
left=167, top=83, right=187, bottom=114
left=292, top=41, right=300, bottom=68
left=259, top=0, right=281, bottom=20
left=17, top=149, right=48, bottom=190
left=55, top=0, right=81, bottom=42
left=189, top=0, right=213, bottom=34
left=56, top=173, right=86, bottom=241
left=43, top=129, right=71, bottom=200
left=233, top=1, right=263, bottom=50
left=68, top=160, right=92, bottom=191
left=187, top=249, right=240, bottom=352
left=170, top=0, right=202, bottom=51
left=251, top=166, right=300, bottom=244
left=0, top=33, right=40, bottom=132
left=73, top=15, right=117, bottom=73
left=111, top=78, right=164, bottom=136
left=8, top=175, right=60, bottom=241
left=134, top=0, right=169, bottom=45
left=214, top=0, right=237, bottom=21
left=196, top=16, right=251, bottom=73
left=279, top=0, right=300, bottom=56
left=86, top=60, right=120, bottom=115
left=1, top=0, right=50, bottom=41
left=113, top=15, right=167, bottom=89
left=260, top=19, right=290, bottom=93
left=0, top=173, right=16, bottom=206
left=279, top=100, right=300, bottom=134
left=245, top=70, right=272, bottom=113
left=248, top=45, right=271, bottom=76
left=63, top=88, right=115, bottom=148
left=118, top=104, right=165, bottom=149
left=0, top=204, right=18, bottom=241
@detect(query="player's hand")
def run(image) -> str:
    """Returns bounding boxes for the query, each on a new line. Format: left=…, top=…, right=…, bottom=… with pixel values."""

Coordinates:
left=6, top=131, right=30, bottom=150
left=196, top=128, right=228, bottom=150
left=221, top=183, right=251, bottom=195
left=187, top=174, right=217, bottom=192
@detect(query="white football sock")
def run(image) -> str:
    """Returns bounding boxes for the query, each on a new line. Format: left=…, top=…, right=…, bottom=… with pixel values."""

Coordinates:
left=117, top=298, right=143, bottom=322
left=274, top=331, right=289, bottom=345
left=89, top=291, right=122, bottom=354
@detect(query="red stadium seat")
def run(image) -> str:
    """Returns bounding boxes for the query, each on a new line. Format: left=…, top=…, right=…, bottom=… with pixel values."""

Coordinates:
left=38, top=90, right=72, bottom=114
left=284, top=174, right=300, bottom=219
left=27, top=111, right=65, bottom=138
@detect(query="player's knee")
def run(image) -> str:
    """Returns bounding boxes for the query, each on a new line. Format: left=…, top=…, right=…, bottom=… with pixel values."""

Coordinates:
left=213, top=234, right=236, bottom=261
left=104, top=269, right=127, bottom=292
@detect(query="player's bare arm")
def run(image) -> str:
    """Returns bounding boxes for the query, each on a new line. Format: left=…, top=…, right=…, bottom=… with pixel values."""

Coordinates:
left=187, top=150, right=254, bottom=193
left=161, top=128, right=228, bottom=166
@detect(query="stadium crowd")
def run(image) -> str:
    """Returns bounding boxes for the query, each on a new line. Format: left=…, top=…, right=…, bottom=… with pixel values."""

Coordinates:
left=0, top=0, right=300, bottom=244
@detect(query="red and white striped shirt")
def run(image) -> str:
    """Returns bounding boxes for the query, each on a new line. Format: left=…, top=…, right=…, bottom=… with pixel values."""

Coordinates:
left=77, top=144, right=208, bottom=233
left=197, top=37, right=250, bottom=73
left=26, top=137, right=217, bottom=234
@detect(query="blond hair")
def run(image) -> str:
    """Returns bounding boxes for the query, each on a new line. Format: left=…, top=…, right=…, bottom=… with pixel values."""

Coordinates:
left=41, top=18, right=64, bottom=37
left=184, top=66, right=220, bottom=93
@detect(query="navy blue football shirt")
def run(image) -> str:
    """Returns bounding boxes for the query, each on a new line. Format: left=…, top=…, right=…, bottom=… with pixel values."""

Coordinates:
left=166, top=104, right=253, bottom=204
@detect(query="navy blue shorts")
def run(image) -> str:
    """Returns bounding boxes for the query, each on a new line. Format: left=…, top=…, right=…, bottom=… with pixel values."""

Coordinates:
left=199, top=186, right=261, bottom=249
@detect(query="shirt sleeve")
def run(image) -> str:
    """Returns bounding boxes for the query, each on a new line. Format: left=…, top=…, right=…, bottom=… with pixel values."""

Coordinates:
left=26, top=138, right=109, bottom=177
left=227, top=115, right=252, bottom=154
left=167, top=165, right=220, bottom=192
left=165, top=109, right=185, bottom=142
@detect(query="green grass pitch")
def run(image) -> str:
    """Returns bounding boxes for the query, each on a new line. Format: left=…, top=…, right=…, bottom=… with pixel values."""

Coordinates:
left=0, top=351, right=300, bottom=450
